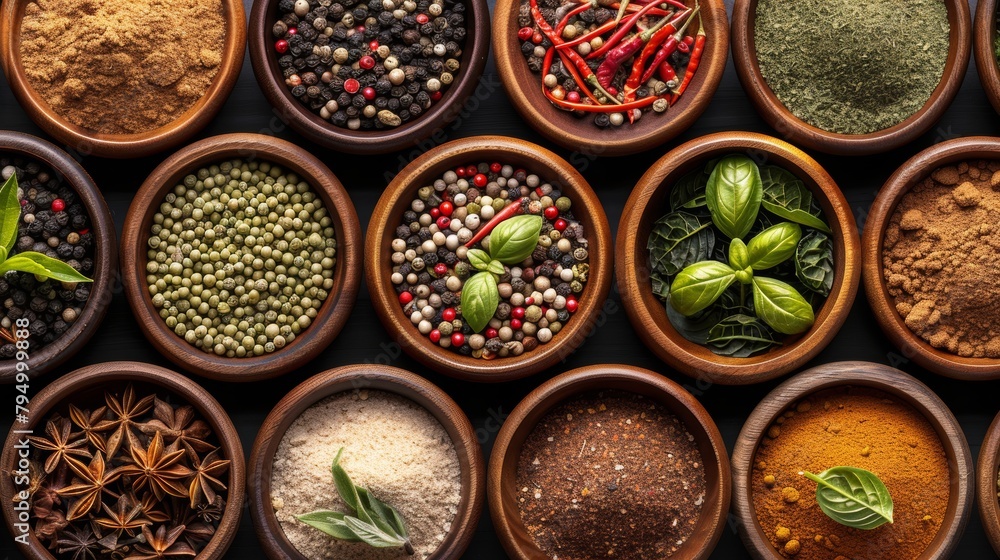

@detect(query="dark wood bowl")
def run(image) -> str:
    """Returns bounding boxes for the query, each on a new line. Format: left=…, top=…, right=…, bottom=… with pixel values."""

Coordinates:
left=731, top=0, right=971, bottom=156
left=862, top=136, right=1000, bottom=380
left=0, top=0, right=245, bottom=159
left=248, top=0, right=490, bottom=155
left=492, top=0, right=729, bottom=157
left=487, top=364, right=732, bottom=559
left=247, top=364, right=485, bottom=559
left=0, top=361, right=246, bottom=560
left=120, top=133, right=362, bottom=381
left=0, top=131, right=117, bottom=383
left=616, top=131, right=860, bottom=385
left=731, top=361, right=974, bottom=560
left=975, top=0, right=1000, bottom=115
left=365, top=135, right=613, bottom=382
left=977, top=409, right=1000, bottom=557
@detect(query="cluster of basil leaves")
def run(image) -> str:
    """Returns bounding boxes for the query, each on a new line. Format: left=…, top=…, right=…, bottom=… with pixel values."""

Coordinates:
left=647, top=154, right=835, bottom=357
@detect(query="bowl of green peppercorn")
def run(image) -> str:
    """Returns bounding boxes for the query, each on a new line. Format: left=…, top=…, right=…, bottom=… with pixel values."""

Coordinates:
left=120, top=133, right=363, bottom=381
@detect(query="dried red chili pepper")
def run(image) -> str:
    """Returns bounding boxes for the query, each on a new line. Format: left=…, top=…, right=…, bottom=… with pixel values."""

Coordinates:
left=594, top=8, right=685, bottom=89
left=531, top=0, right=620, bottom=103
left=622, top=11, right=687, bottom=104
left=464, top=197, right=530, bottom=248
left=671, top=9, right=705, bottom=97
left=641, top=6, right=697, bottom=84
left=586, top=0, right=670, bottom=60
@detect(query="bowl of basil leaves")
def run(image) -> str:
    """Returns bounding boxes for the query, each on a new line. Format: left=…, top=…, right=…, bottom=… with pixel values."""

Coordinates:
left=616, top=132, right=860, bottom=384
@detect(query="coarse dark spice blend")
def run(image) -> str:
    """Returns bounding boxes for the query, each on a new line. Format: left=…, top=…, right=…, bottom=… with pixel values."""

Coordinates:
left=754, top=0, right=949, bottom=135
left=516, top=391, right=706, bottom=559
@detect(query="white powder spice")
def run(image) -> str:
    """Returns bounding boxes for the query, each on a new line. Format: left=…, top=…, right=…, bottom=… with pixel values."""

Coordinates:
left=271, top=389, right=463, bottom=560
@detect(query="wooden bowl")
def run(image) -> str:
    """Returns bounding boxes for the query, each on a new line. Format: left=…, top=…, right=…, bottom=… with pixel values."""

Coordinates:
left=616, top=131, right=860, bottom=385
left=975, top=0, right=1000, bottom=114
left=977, top=409, right=1000, bottom=557
left=492, top=0, right=729, bottom=157
left=0, top=131, right=117, bottom=383
left=247, top=363, right=485, bottom=559
left=120, top=133, right=362, bottom=381
left=731, top=0, right=971, bottom=156
left=862, top=136, right=1000, bottom=380
left=248, top=0, right=490, bottom=155
left=0, top=0, right=245, bottom=159
left=488, top=364, right=731, bottom=559
left=731, top=361, right=974, bottom=560
left=0, top=361, right=246, bottom=560
left=365, top=135, right=613, bottom=382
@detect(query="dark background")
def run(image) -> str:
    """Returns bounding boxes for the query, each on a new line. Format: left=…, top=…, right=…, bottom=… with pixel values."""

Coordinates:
left=3, top=0, right=1000, bottom=558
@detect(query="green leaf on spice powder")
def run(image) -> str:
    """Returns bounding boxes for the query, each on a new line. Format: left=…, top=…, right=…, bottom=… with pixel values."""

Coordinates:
left=460, top=271, right=499, bottom=333
left=669, top=261, right=736, bottom=316
left=488, top=214, right=543, bottom=264
left=705, top=155, right=762, bottom=240
left=0, top=174, right=19, bottom=254
left=669, top=168, right=709, bottom=212
left=0, top=252, right=93, bottom=283
left=467, top=248, right=492, bottom=272
left=747, top=222, right=802, bottom=271
left=751, top=276, right=814, bottom=335
left=296, top=511, right=361, bottom=541
left=330, top=448, right=373, bottom=525
left=343, top=517, right=409, bottom=548
left=801, top=467, right=894, bottom=530
left=759, top=165, right=831, bottom=233
left=706, top=314, right=779, bottom=357
left=359, top=487, right=408, bottom=538
left=795, top=231, right=835, bottom=296
left=646, top=211, right=715, bottom=277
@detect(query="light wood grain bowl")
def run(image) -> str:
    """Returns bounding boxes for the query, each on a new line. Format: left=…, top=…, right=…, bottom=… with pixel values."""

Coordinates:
left=0, top=131, right=117, bottom=383
left=247, top=363, right=485, bottom=559
left=492, top=0, right=729, bottom=157
left=488, top=364, right=731, bottom=559
left=862, top=136, right=1000, bottom=380
left=975, top=0, right=1000, bottom=115
left=977, top=409, right=1000, bottom=557
left=365, top=135, right=613, bottom=382
left=0, top=0, right=245, bottom=159
left=731, top=0, right=971, bottom=156
left=120, top=133, right=362, bottom=381
left=731, top=361, right=973, bottom=560
left=616, top=131, right=860, bottom=385
left=248, top=0, right=490, bottom=155
left=0, top=361, right=246, bottom=560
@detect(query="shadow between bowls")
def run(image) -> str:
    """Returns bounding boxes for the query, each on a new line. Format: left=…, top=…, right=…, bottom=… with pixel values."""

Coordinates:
left=492, top=0, right=729, bottom=157
left=977, top=409, right=1000, bottom=557
left=861, top=136, right=1000, bottom=380
left=0, top=131, right=117, bottom=383
left=730, top=0, right=970, bottom=156
left=364, top=135, right=613, bottom=382
left=0, top=361, right=246, bottom=560
left=487, top=364, right=732, bottom=559
left=248, top=0, right=490, bottom=155
left=0, top=0, right=245, bottom=159
left=247, top=363, right=485, bottom=559
left=730, top=361, right=973, bottom=560
left=119, top=133, right=362, bottom=382
left=616, top=131, right=860, bottom=385
left=974, top=0, right=1000, bottom=115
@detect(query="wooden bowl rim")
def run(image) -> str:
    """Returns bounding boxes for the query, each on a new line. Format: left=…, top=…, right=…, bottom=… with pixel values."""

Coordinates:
left=615, top=131, right=861, bottom=385
left=861, top=135, right=1000, bottom=379
left=246, top=363, right=485, bottom=560
left=730, top=361, right=974, bottom=560
left=486, top=363, right=732, bottom=560
left=119, top=133, right=363, bottom=381
left=0, top=0, right=246, bottom=159
left=0, top=361, right=246, bottom=560
left=730, top=0, right=971, bottom=156
left=973, top=0, right=1000, bottom=115
left=364, top=135, right=613, bottom=382
left=0, top=131, right=118, bottom=383
left=247, top=0, right=491, bottom=155
left=976, top=408, right=1000, bottom=557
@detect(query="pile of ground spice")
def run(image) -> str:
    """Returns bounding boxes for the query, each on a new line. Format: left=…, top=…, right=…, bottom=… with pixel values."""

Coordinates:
left=752, top=387, right=949, bottom=560
left=19, top=0, right=226, bottom=134
left=516, top=391, right=706, bottom=559
left=883, top=160, right=1000, bottom=358
left=271, top=389, right=462, bottom=560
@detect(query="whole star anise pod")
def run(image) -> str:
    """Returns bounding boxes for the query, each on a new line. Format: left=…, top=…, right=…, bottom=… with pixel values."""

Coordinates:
left=28, top=417, right=92, bottom=474
left=93, top=494, right=150, bottom=551
left=97, top=385, right=155, bottom=458
left=57, top=452, right=121, bottom=521
left=187, top=448, right=229, bottom=508
left=68, top=403, right=112, bottom=454
left=120, top=431, right=192, bottom=501
left=126, top=525, right=196, bottom=559
left=56, top=524, right=100, bottom=560
left=140, top=399, right=213, bottom=459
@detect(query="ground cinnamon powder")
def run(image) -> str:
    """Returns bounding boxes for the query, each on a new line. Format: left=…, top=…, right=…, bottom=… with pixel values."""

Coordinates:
left=752, top=387, right=949, bottom=560
left=883, top=159, right=1000, bottom=357
left=19, top=0, right=225, bottom=134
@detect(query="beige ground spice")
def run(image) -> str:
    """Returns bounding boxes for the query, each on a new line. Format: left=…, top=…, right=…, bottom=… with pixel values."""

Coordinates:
left=19, top=0, right=225, bottom=134
left=271, top=390, right=462, bottom=560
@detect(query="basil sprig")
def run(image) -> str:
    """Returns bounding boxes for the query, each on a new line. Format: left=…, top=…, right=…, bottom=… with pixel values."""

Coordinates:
left=801, top=466, right=894, bottom=530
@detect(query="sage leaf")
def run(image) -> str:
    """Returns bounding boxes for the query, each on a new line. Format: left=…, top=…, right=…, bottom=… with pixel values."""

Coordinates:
left=747, top=222, right=802, bottom=271
left=0, top=253, right=93, bottom=283
left=331, top=448, right=374, bottom=525
left=669, top=261, right=737, bottom=316
left=751, top=276, right=815, bottom=335
left=467, top=249, right=491, bottom=272
left=359, top=487, right=408, bottom=538
left=705, top=155, right=762, bottom=240
left=759, top=165, right=831, bottom=233
left=665, top=288, right=742, bottom=345
left=669, top=168, right=709, bottom=212
left=801, top=467, right=893, bottom=530
left=488, top=214, right=543, bottom=264
left=296, top=511, right=362, bottom=541
left=460, top=272, right=499, bottom=332
left=646, top=212, right=715, bottom=277
left=706, top=314, right=779, bottom=357
left=343, top=517, right=408, bottom=548
left=0, top=174, right=19, bottom=255
left=795, top=231, right=834, bottom=296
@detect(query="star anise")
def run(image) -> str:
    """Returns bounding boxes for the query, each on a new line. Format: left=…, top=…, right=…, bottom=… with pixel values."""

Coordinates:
left=187, top=448, right=229, bottom=508
left=97, top=385, right=155, bottom=457
left=180, top=521, right=216, bottom=548
left=56, top=524, right=100, bottom=560
left=140, top=399, right=213, bottom=459
left=194, top=496, right=225, bottom=524
left=126, top=525, right=196, bottom=559
left=68, top=403, right=111, bottom=453
left=130, top=490, right=171, bottom=524
left=28, top=417, right=92, bottom=474
left=120, top=432, right=192, bottom=501
left=57, top=452, right=121, bottom=520
left=93, top=494, right=150, bottom=551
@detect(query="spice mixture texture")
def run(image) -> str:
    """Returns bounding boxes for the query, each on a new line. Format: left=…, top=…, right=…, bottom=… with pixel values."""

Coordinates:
left=752, top=388, right=949, bottom=560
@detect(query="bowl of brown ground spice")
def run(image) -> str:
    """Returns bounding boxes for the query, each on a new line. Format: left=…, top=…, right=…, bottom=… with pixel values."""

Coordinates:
left=731, top=361, right=974, bottom=560
left=863, top=136, right=1000, bottom=379
left=0, top=0, right=246, bottom=159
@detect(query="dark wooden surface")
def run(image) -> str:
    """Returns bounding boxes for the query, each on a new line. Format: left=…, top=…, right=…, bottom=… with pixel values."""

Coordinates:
left=3, top=0, right=1000, bottom=558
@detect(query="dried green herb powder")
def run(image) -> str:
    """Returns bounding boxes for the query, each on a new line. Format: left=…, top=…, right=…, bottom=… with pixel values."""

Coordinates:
left=754, top=0, right=950, bottom=135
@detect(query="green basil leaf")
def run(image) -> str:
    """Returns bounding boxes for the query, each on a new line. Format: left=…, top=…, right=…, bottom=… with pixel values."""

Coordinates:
left=487, top=260, right=505, bottom=276
left=801, top=467, right=893, bottom=530
left=460, top=271, right=499, bottom=332
left=747, top=222, right=802, bottom=271
left=669, top=168, right=709, bottom=212
left=467, top=249, right=491, bottom=272
left=488, top=214, right=543, bottom=264
left=342, top=517, right=407, bottom=548
left=0, top=252, right=93, bottom=283
left=0, top=174, right=19, bottom=255
left=729, top=238, right=750, bottom=271
left=760, top=165, right=831, bottom=233
left=795, top=231, right=834, bottom=297
left=665, top=288, right=742, bottom=345
left=706, top=313, right=780, bottom=357
left=331, top=448, right=374, bottom=525
left=669, top=261, right=736, bottom=316
left=296, top=510, right=362, bottom=541
left=646, top=211, right=715, bottom=277
left=751, top=276, right=815, bottom=335
left=705, top=155, right=762, bottom=240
